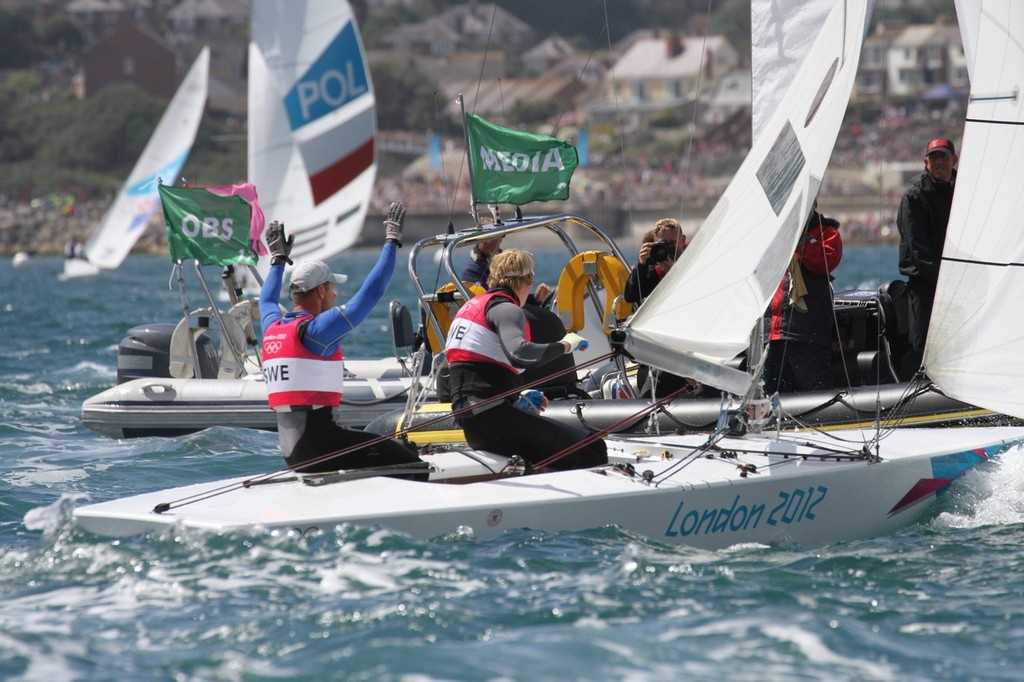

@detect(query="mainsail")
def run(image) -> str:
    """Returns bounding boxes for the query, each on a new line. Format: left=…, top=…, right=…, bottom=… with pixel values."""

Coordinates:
left=622, top=0, right=872, bottom=397
left=953, top=0, right=981, bottom=80
left=248, top=0, right=376, bottom=265
left=73, top=47, right=209, bottom=275
left=924, top=1, right=1024, bottom=418
left=750, top=0, right=835, bottom=143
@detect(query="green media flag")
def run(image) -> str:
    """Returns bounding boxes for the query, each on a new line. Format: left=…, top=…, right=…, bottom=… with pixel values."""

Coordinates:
left=159, top=185, right=257, bottom=266
left=465, top=113, right=578, bottom=204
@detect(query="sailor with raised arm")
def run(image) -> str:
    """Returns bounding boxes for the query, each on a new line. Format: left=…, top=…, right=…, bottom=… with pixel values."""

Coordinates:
left=258, top=203, right=423, bottom=476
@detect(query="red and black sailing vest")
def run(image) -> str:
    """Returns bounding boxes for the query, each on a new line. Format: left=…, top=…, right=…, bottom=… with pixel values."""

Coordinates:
left=262, top=315, right=345, bottom=410
left=444, top=291, right=530, bottom=374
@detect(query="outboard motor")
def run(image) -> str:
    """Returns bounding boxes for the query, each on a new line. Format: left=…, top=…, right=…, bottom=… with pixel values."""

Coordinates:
left=116, top=323, right=216, bottom=383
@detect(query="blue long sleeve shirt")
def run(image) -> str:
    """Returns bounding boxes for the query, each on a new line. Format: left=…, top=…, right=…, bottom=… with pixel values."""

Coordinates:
left=259, top=242, right=397, bottom=356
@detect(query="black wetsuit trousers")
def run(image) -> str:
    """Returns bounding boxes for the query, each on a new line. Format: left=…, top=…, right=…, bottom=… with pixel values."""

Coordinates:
left=287, top=406, right=423, bottom=476
left=459, top=401, right=608, bottom=471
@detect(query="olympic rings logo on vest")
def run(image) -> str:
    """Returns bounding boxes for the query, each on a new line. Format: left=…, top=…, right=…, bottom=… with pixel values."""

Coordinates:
left=264, top=341, right=283, bottom=354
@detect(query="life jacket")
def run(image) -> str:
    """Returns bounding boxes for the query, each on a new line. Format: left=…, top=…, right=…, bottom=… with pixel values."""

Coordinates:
left=262, top=315, right=345, bottom=410
left=444, top=290, right=530, bottom=374
left=767, top=218, right=842, bottom=345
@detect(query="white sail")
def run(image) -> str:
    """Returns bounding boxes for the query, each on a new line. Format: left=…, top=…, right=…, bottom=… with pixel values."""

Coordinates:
left=249, top=0, right=376, bottom=266
left=623, top=0, right=871, bottom=397
left=924, top=1, right=1024, bottom=418
left=954, top=0, right=981, bottom=81
left=751, top=0, right=834, bottom=143
left=74, top=47, right=209, bottom=275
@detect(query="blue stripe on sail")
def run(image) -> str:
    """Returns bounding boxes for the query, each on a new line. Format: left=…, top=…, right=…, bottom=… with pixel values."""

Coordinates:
left=125, top=148, right=193, bottom=197
left=284, top=23, right=370, bottom=131
left=127, top=197, right=158, bottom=234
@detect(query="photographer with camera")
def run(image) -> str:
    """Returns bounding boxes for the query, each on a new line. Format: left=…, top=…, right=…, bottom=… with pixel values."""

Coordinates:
left=623, top=218, right=689, bottom=305
left=621, top=218, right=699, bottom=399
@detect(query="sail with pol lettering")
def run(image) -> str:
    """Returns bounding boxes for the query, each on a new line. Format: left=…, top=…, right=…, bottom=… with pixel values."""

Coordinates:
left=249, top=0, right=376, bottom=265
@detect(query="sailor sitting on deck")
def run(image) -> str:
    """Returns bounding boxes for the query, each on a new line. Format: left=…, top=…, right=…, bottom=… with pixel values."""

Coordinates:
left=258, top=205, right=424, bottom=476
left=445, top=248, right=608, bottom=471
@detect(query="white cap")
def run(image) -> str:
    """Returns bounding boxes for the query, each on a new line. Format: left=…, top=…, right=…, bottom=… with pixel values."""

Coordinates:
left=289, top=260, right=348, bottom=293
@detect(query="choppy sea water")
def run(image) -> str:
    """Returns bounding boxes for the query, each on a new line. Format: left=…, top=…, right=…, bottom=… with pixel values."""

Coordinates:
left=3, top=245, right=1024, bottom=681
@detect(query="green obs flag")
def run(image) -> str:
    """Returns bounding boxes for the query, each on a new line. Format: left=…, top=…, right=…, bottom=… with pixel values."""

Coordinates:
left=465, top=113, right=578, bottom=204
left=159, top=185, right=257, bottom=266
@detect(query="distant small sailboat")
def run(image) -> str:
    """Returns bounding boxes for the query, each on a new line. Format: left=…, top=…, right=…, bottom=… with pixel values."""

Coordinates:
left=12, top=252, right=31, bottom=268
left=60, top=47, right=210, bottom=280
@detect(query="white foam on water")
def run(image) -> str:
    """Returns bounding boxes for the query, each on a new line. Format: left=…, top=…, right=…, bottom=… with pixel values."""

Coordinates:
left=936, top=442, right=1024, bottom=530
left=760, top=623, right=898, bottom=680
left=23, top=494, right=86, bottom=534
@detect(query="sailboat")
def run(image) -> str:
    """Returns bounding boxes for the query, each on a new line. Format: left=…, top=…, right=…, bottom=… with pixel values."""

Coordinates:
left=248, top=0, right=376, bottom=265
left=60, top=47, right=209, bottom=280
left=77, top=1, right=986, bottom=440
left=71, top=1, right=1024, bottom=549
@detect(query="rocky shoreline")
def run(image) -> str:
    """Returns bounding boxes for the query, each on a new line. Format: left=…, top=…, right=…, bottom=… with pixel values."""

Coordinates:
left=0, top=201, right=168, bottom=258
left=2, top=192, right=899, bottom=259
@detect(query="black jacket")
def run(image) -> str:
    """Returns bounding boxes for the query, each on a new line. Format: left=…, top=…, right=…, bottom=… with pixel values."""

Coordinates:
left=897, top=170, right=956, bottom=285
left=623, top=260, right=664, bottom=304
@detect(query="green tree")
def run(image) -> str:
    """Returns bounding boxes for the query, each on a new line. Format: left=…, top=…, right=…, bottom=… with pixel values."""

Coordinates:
left=44, top=85, right=164, bottom=174
left=371, top=60, right=443, bottom=132
left=710, top=0, right=751, bottom=63
left=360, top=3, right=422, bottom=48
left=0, top=10, right=42, bottom=67
left=40, top=14, right=86, bottom=58
left=180, top=113, right=247, bottom=186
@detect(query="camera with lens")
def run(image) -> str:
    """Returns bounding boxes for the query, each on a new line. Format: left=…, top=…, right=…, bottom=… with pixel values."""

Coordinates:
left=648, top=239, right=676, bottom=264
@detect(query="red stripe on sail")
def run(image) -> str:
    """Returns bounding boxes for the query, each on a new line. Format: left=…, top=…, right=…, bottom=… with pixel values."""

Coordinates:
left=309, top=139, right=375, bottom=206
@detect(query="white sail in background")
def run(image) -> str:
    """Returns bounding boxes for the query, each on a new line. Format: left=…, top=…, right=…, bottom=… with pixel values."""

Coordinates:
left=751, top=0, right=834, bottom=143
left=249, top=0, right=376, bottom=265
left=925, top=1, right=1024, bottom=418
left=72, top=47, right=209, bottom=276
left=623, top=0, right=872, bottom=397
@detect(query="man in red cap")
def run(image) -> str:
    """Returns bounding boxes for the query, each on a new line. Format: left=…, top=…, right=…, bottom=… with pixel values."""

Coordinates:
left=896, top=137, right=958, bottom=379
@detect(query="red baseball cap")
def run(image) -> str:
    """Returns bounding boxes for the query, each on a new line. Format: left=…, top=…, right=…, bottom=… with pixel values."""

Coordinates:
left=925, top=138, right=956, bottom=157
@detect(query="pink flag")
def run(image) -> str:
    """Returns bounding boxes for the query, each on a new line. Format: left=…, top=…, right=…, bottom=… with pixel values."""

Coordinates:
left=206, top=183, right=268, bottom=256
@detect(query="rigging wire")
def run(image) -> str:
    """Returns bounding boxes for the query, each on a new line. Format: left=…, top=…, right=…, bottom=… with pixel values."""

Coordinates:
left=869, top=2, right=895, bottom=456
left=602, top=0, right=635, bottom=235
left=548, top=28, right=606, bottom=139
left=677, top=0, right=716, bottom=225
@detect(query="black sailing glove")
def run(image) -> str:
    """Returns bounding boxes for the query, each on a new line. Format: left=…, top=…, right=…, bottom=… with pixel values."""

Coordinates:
left=266, top=221, right=294, bottom=266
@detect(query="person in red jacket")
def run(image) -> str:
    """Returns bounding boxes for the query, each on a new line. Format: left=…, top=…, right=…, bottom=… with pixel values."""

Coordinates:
left=762, top=202, right=843, bottom=394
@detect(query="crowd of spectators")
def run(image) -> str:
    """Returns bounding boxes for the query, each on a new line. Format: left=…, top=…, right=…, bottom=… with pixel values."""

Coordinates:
left=2, top=98, right=967, bottom=255
left=374, top=99, right=967, bottom=245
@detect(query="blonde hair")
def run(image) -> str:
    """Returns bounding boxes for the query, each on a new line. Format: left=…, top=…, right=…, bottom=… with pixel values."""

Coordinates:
left=654, top=218, right=681, bottom=236
left=488, top=249, right=534, bottom=290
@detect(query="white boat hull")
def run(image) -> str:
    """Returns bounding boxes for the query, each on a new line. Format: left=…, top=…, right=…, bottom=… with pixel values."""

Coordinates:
left=82, top=361, right=426, bottom=438
left=59, top=258, right=101, bottom=280
left=72, top=426, right=1024, bottom=550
